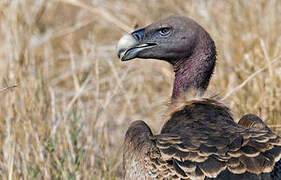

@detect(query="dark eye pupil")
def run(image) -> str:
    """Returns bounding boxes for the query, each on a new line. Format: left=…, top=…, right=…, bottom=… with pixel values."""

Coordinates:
left=159, top=28, right=171, bottom=36
left=161, top=28, right=169, bottom=34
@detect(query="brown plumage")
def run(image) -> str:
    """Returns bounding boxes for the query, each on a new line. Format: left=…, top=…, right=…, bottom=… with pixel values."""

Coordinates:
left=117, top=16, right=281, bottom=180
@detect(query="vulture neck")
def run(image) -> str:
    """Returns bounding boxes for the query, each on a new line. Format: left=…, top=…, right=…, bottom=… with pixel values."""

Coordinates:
left=171, top=34, right=216, bottom=100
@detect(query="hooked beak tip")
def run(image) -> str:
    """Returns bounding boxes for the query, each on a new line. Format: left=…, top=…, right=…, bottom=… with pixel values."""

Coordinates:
left=117, top=48, right=126, bottom=58
left=117, top=34, right=138, bottom=59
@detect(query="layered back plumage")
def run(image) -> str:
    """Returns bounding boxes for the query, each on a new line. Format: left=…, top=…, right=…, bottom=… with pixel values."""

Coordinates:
left=117, top=16, right=281, bottom=180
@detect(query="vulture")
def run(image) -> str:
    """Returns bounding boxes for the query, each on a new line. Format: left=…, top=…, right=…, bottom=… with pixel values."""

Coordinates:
left=117, top=16, right=281, bottom=180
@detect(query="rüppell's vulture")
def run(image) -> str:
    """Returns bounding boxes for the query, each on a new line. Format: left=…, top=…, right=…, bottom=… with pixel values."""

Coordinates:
left=117, top=16, right=281, bottom=180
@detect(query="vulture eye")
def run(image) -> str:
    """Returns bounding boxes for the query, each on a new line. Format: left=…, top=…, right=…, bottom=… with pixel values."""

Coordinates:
left=159, top=28, right=171, bottom=36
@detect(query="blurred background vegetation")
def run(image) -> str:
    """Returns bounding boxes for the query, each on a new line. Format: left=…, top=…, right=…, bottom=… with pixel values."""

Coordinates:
left=0, top=0, right=280, bottom=179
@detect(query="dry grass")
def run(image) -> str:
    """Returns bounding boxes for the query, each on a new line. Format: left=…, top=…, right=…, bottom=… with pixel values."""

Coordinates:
left=0, top=0, right=280, bottom=179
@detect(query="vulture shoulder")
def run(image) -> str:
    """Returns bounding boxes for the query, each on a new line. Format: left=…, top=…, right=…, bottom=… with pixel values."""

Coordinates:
left=123, top=98, right=281, bottom=180
left=238, top=114, right=271, bottom=131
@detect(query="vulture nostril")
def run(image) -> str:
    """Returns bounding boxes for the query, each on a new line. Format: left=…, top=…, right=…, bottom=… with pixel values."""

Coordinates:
left=134, top=34, right=141, bottom=41
left=131, top=28, right=145, bottom=42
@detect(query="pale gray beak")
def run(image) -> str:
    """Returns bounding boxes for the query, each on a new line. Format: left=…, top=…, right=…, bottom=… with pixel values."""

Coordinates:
left=117, top=28, right=156, bottom=61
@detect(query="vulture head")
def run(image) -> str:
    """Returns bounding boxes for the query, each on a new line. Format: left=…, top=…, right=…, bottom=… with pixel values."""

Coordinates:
left=117, top=16, right=216, bottom=99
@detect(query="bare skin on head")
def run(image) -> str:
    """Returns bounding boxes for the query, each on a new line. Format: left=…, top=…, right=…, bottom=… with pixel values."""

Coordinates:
left=117, top=16, right=216, bottom=100
left=117, top=16, right=281, bottom=180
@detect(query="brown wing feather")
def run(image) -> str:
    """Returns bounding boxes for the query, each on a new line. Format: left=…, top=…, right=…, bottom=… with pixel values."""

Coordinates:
left=123, top=101, right=281, bottom=180
left=152, top=100, right=281, bottom=179
left=123, top=120, right=159, bottom=179
left=238, top=114, right=281, bottom=180
left=238, top=114, right=271, bottom=131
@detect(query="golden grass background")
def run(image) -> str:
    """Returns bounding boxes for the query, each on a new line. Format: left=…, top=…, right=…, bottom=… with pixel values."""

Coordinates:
left=0, top=0, right=280, bottom=179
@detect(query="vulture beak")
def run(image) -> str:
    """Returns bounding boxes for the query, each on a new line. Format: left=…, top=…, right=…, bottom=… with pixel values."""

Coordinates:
left=117, top=28, right=156, bottom=61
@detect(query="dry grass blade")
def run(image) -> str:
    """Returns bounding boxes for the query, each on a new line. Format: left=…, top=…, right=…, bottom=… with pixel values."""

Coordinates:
left=57, top=0, right=133, bottom=32
left=0, top=84, right=17, bottom=92
left=31, top=18, right=95, bottom=47
left=65, top=73, right=92, bottom=114
left=222, top=56, right=281, bottom=100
